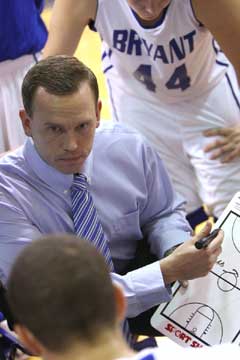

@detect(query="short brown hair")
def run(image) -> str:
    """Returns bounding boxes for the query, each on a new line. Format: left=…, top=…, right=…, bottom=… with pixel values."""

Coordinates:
left=22, top=56, right=99, bottom=116
left=7, top=234, right=116, bottom=352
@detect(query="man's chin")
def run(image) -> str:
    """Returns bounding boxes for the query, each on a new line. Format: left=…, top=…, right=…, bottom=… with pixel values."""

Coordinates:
left=55, top=161, right=84, bottom=175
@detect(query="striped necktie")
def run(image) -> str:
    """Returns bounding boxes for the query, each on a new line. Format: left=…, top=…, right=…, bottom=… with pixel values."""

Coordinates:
left=71, top=173, right=113, bottom=270
left=71, top=173, right=134, bottom=346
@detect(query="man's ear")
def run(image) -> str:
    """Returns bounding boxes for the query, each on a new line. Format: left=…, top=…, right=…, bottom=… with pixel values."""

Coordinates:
left=14, top=324, right=43, bottom=356
left=96, top=100, right=102, bottom=128
left=113, top=283, right=126, bottom=323
left=19, top=110, right=32, bottom=137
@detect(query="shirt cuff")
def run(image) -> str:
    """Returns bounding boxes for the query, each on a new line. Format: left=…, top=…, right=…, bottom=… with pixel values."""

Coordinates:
left=159, top=229, right=190, bottom=257
left=112, top=261, right=172, bottom=318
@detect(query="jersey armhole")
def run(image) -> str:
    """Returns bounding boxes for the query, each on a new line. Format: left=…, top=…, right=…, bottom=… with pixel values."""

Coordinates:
left=88, top=20, right=97, bottom=32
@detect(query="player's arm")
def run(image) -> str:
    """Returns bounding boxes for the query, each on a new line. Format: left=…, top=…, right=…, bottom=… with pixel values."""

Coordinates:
left=43, top=0, right=97, bottom=57
left=192, top=0, right=240, bottom=83
left=192, top=0, right=240, bottom=162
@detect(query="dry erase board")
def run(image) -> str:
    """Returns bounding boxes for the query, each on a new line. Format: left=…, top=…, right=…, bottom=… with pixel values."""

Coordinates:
left=151, top=192, right=240, bottom=347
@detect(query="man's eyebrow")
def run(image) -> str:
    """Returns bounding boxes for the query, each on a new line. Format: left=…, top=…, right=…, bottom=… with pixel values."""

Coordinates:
left=44, top=122, right=63, bottom=127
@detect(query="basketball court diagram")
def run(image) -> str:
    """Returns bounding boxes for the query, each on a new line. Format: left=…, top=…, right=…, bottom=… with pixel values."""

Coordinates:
left=151, top=195, right=240, bottom=347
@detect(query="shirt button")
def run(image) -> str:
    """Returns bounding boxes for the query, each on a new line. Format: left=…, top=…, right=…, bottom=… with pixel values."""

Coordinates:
left=64, top=190, right=68, bottom=194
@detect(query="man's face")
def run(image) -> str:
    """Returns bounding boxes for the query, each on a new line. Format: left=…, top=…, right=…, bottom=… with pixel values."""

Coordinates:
left=20, top=83, right=101, bottom=174
left=127, top=0, right=170, bottom=23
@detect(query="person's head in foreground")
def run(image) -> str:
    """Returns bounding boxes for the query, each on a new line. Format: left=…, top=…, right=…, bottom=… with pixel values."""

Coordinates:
left=7, top=235, right=240, bottom=360
left=20, top=55, right=101, bottom=174
left=7, top=234, right=132, bottom=359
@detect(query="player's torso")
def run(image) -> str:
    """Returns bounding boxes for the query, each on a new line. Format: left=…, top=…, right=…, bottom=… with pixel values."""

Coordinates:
left=0, top=0, right=47, bottom=61
left=95, top=0, right=230, bottom=103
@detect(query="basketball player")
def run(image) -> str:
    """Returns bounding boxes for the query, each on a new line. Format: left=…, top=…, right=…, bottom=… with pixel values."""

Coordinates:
left=7, top=234, right=240, bottom=360
left=0, top=0, right=48, bottom=152
left=44, top=0, right=240, bottom=223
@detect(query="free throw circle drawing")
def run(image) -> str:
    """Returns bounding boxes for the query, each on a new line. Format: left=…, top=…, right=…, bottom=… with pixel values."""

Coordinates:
left=169, top=302, right=223, bottom=344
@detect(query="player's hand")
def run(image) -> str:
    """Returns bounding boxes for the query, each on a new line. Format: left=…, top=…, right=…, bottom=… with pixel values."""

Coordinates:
left=203, top=126, right=240, bottom=163
left=160, top=222, right=223, bottom=285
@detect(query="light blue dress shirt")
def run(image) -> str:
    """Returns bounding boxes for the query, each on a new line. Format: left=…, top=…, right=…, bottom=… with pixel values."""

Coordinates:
left=0, top=122, right=191, bottom=317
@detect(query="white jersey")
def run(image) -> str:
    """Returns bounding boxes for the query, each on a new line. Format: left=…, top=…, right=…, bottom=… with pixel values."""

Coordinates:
left=94, top=0, right=240, bottom=217
left=0, top=54, right=40, bottom=152
left=95, top=0, right=230, bottom=104
left=117, top=343, right=240, bottom=360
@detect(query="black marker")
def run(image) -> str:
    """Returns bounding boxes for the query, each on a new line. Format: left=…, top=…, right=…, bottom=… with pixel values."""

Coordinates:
left=195, top=228, right=221, bottom=249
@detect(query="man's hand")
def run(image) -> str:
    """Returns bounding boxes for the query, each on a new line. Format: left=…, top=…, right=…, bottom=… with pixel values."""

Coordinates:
left=160, top=222, right=223, bottom=285
left=203, top=126, right=240, bottom=163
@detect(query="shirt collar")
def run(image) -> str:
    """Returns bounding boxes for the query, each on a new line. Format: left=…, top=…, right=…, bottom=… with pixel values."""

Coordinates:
left=23, top=138, right=93, bottom=193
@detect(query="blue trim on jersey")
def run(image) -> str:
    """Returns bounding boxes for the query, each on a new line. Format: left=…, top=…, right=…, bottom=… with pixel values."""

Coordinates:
left=101, top=49, right=112, bottom=61
left=102, top=47, right=113, bottom=73
left=225, top=73, right=240, bottom=110
left=212, top=38, right=218, bottom=54
left=103, top=65, right=113, bottom=74
left=102, top=51, right=107, bottom=61
left=33, top=53, right=39, bottom=63
left=216, top=60, right=229, bottom=67
left=107, top=79, right=120, bottom=122
left=212, top=38, right=224, bottom=54
left=189, top=0, right=203, bottom=27
left=212, top=39, right=229, bottom=67
left=139, top=355, right=155, bottom=360
left=131, top=5, right=169, bottom=29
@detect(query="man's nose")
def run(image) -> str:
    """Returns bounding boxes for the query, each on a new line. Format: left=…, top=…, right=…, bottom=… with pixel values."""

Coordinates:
left=63, top=133, right=78, bottom=151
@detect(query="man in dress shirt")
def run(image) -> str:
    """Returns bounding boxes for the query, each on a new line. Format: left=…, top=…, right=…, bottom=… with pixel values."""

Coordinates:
left=0, top=56, right=222, bottom=326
